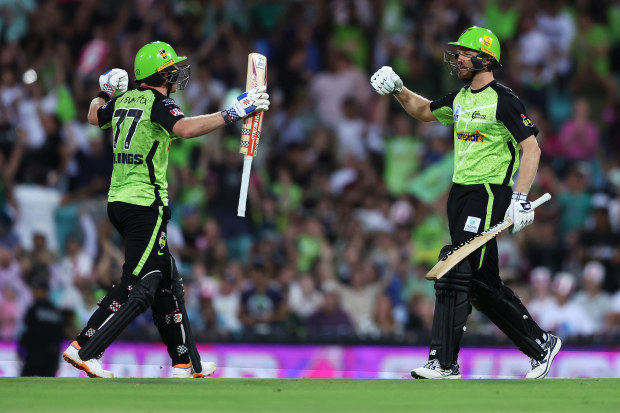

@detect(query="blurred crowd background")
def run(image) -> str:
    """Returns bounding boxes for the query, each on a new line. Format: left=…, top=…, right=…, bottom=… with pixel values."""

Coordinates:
left=0, top=0, right=619, bottom=351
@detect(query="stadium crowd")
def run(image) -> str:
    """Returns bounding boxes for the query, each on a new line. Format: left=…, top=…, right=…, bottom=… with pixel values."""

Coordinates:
left=0, top=0, right=619, bottom=349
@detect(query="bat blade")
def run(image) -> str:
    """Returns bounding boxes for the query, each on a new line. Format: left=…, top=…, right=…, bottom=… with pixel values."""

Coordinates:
left=238, top=53, right=267, bottom=217
left=239, top=53, right=267, bottom=158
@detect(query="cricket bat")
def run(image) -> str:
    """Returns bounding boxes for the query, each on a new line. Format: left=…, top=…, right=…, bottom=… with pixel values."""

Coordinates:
left=425, top=192, right=552, bottom=280
left=237, top=52, right=267, bottom=217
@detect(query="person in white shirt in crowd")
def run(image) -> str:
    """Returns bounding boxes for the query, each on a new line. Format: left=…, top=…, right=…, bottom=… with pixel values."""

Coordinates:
left=571, top=261, right=612, bottom=335
left=288, top=272, right=324, bottom=320
left=212, top=270, right=242, bottom=338
left=527, top=266, right=556, bottom=330
left=540, top=272, right=596, bottom=339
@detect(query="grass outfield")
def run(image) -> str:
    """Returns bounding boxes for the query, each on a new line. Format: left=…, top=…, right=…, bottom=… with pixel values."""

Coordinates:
left=0, top=378, right=618, bottom=413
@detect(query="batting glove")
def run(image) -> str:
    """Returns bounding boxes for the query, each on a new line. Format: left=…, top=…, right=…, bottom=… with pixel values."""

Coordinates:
left=226, top=85, right=270, bottom=122
left=99, top=68, right=129, bottom=99
left=370, top=66, right=403, bottom=95
left=505, top=192, right=535, bottom=233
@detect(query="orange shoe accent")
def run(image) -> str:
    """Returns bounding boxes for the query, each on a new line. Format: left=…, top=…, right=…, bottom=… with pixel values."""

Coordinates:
left=173, top=363, right=192, bottom=369
left=62, top=342, right=104, bottom=378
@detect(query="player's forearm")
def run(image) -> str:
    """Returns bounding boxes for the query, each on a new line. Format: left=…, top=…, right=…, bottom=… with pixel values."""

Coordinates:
left=393, top=88, right=435, bottom=122
left=87, top=97, right=106, bottom=126
left=514, top=140, right=541, bottom=194
left=173, top=113, right=226, bottom=139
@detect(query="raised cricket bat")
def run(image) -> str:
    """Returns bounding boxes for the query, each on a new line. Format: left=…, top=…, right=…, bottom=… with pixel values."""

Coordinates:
left=237, top=52, right=267, bottom=217
left=425, top=192, right=552, bottom=280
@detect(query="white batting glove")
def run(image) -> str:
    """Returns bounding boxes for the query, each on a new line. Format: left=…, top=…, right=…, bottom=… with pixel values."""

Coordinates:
left=99, top=68, right=129, bottom=99
left=505, top=192, right=535, bottom=233
left=226, top=85, right=270, bottom=122
left=370, top=66, right=403, bottom=95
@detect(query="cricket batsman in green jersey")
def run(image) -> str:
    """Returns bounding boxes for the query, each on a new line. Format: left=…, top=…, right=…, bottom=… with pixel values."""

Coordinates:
left=62, top=41, right=270, bottom=378
left=371, top=27, right=561, bottom=379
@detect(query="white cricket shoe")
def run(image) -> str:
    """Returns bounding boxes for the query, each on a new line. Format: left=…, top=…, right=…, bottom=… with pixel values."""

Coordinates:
left=526, top=333, right=562, bottom=379
left=411, top=359, right=461, bottom=379
left=62, top=341, right=114, bottom=378
left=173, top=361, right=217, bottom=378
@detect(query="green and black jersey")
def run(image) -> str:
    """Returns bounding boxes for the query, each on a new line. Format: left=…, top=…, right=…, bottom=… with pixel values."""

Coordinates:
left=98, top=88, right=185, bottom=207
left=430, top=80, right=539, bottom=187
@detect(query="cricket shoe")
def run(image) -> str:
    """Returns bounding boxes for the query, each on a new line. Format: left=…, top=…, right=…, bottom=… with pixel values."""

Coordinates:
left=172, top=361, right=217, bottom=378
left=411, top=359, right=461, bottom=379
left=62, top=341, right=114, bottom=378
left=526, top=333, right=562, bottom=379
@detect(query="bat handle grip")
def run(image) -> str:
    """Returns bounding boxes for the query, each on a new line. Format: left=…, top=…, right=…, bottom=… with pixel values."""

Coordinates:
left=531, top=192, right=551, bottom=209
left=237, top=156, right=253, bottom=217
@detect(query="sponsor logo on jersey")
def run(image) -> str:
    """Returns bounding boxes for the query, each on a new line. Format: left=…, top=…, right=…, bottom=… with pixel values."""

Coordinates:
left=464, top=216, right=481, bottom=233
left=521, top=114, right=534, bottom=127
left=471, top=111, right=486, bottom=119
left=170, top=108, right=184, bottom=116
left=454, top=104, right=462, bottom=122
left=456, top=130, right=485, bottom=143
left=113, top=153, right=144, bottom=165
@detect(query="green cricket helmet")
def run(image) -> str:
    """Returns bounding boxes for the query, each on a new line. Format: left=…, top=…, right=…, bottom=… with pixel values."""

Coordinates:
left=444, top=27, right=501, bottom=77
left=134, top=41, right=190, bottom=89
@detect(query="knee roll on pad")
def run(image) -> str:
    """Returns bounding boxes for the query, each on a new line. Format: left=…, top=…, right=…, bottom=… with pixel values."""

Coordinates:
left=130, top=271, right=163, bottom=312
left=97, top=282, right=131, bottom=313
left=469, top=279, right=545, bottom=360
left=435, top=256, right=472, bottom=293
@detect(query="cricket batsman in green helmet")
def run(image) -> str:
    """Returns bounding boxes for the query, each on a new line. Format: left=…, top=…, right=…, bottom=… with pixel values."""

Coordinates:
left=370, top=27, right=561, bottom=380
left=63, top=41, right=270, bottom=378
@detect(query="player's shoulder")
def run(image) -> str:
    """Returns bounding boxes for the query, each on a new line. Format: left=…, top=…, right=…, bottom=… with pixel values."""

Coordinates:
left=490, top=81, right=521, bottom=101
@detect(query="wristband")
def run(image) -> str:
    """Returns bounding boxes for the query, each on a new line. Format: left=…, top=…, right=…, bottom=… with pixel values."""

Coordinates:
left=96, top=91, right=111, bottom=102
left=221, top=110, right=233, bottom=125
left=512, top=192, right=527, bottom=202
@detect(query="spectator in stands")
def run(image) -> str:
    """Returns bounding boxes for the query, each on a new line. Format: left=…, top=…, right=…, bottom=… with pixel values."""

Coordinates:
left=306, top=289, right=353, bottom=340
left=541, top=272, right=596, bottom=340
left=239, top=261, right=287, bottom=337
left=577, top=194, right=620, bottom=292
left=527, top=267, right=556, bottom=326
left=571, top=261, right=612, bottom=335
left=557, top=98, right=600, bottom=161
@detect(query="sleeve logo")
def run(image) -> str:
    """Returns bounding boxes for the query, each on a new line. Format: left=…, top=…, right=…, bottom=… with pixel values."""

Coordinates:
left=170, top=108, right=184, bottom=116
left=521, top=114, right=534, bottom=127
left=454, top=104, right=462, bottom=122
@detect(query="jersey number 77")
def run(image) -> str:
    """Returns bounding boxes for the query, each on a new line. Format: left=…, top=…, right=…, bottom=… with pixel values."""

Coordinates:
left=113, top=108, right=144, bottom=150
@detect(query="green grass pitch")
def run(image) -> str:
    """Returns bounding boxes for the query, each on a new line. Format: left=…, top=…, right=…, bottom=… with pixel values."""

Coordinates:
left=1, top=378, right=618, bottom=413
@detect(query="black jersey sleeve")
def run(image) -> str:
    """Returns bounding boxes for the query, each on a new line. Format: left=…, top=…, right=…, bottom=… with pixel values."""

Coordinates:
left=97, top=97, right=118, bottom=129
left=151, top=96, right=186, bottom=133
left=430, top=89, right=460, bottom=126
left=496, top=88, right=539, bottom=144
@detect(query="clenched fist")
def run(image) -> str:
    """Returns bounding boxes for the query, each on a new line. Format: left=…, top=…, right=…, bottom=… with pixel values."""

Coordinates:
left=99, top=68, right=129, bottom=99
left=370, top=66, right=403, bottom=95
